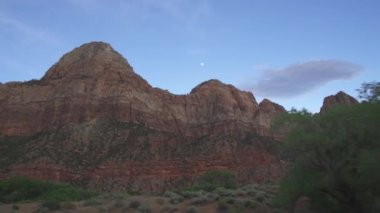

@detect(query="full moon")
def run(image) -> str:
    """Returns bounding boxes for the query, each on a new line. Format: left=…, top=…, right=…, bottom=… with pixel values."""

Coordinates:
left=200, top=62, right=205, bottom=67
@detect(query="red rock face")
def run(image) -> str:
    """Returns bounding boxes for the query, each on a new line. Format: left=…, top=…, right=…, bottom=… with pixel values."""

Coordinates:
left=320, top=91, right=358, bottom=113
left=0, top=42, right=287, bottom=192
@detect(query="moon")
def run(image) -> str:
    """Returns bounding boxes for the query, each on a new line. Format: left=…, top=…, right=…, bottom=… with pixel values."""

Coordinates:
left=200, top=62, right=205, bottom=67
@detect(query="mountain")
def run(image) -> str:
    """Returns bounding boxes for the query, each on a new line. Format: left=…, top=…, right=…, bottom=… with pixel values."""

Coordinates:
left=320, top=91, right=359, bottom=113
left=0, top=42, right=355, bottom=192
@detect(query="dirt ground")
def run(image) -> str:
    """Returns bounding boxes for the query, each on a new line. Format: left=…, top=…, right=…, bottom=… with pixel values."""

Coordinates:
left=0, top=195, right=274, bottom=213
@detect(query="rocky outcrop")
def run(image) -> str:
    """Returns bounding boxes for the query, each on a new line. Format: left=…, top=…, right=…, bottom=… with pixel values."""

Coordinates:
left=320, top=91, right=358, bottom=113
left=0, top=42, right=287, bottom=192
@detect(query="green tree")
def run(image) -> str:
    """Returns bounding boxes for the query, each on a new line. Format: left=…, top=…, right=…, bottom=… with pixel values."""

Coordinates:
left=357, top=81, right=380, bottom=103
left=193, top=170, right=237, bottom=191
left=274, top=103, right=380, bottom=213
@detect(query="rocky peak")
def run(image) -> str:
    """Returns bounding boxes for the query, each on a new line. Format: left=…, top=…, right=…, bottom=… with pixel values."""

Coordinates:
left=190, top=79, right=226, bottom=94
left=190, top=79, right=258, bottom=110
left=42, top=41, right=134, bottom=81
left=259, top=99, right=286, bottom=113
left=0, top=41, right=288, bottom=192
left=320, top=91, right=359, bottom=113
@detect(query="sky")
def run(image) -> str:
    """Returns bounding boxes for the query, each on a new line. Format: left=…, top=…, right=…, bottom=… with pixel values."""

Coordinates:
left=0, top=0, right=379, bottom=112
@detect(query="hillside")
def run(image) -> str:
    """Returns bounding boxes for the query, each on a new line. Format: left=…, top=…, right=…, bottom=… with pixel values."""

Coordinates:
left=0, top=42, right=357, bottom=192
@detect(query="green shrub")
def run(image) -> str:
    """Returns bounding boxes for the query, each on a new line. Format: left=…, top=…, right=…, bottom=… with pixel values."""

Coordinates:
left=206, top=192, right=219, bottom=201
left=189, top=195, right=210, bottom=205
left=41, top=200, right=61, bottom=210
left=244, top=199, right=258, bottom=209
left=113, top=199, right=125, bottom=208
left=194, top=170, right=237, bottom=192
left=169, top=205, right=179, bottom=212
left=83, top=198, right=102, bottom=206
left=156, top=198, right=165, bottom=205
left=180, top=190, right=205, bottom=199
left=0, top=176, right=97, bottom=203
left=61, top=201, right=76, bottom=210
left=160, top=205, right=170, bottom=212
left=242, top=185, right=259, bottom=196
left=12, top=204, right=19, bottom=210
left=138, top=203, right=151, bottom=213
left=186, top=205, right=200, bottom=213
left=218, top=199, right=229, bottom=212
left=98, top=207, right=107, bottom=213
left=215, top=187, right=237, bottom=197
left=255, top=192, right=266, bottom=203
left=225, top=197, right=236, bottom=204
left=164, top=191, right=183, bottom=204
left=129, top=200, right=141, bottom=208
left=160, top=205, right=178, bottom=213
left=104, top=192, right=128, bottom=200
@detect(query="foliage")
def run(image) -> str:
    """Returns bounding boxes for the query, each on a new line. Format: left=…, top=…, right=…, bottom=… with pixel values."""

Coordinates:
left=186, top=205, right=200, bottom=213
left=188, top=195, right=211, bottom=205
left=12, top=204, right=19, bottom=210
left=155, top=197, right=165, bottom=205
left=164, top=191, right=183, bottom=204
left=193, top=170, right=237, bottom=192
left=180, top=190, right=205, bottom=199
left=137, top=203, right=151, bottom=213
left=83, top=198, right=102, bottom=206
left=61, top=201, right=76, bottom=210
left=129, top=200, right=141, bottom=208
left=0, top=176, right=97, bottom=203
left=357, top=81, right=380, bottom=103
left=274, top=103, right=380, bottom=213
left=217, top=199, right=229, bottom=212
left=41, top=200, right=61, bottom=210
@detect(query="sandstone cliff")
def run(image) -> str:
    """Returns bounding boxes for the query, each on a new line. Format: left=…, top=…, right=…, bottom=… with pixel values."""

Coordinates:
left=0, top=42, right=287, bottom=192
left=320, top=91, right=358, bottom=113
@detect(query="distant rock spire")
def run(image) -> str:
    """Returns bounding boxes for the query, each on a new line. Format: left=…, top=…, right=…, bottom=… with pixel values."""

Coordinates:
left=320, top=91, right=358, bottom=113
left=42, top=41, right=133, bottom=81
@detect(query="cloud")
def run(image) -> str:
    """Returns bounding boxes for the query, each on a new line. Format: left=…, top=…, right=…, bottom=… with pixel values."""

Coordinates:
left=243, top=60, right=363, bottom=98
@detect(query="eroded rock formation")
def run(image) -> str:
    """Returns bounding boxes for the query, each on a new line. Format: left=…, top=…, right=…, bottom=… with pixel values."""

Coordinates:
left=320, top=91, right=359, bottom=113
left=0, top=42, right=307, bottom=191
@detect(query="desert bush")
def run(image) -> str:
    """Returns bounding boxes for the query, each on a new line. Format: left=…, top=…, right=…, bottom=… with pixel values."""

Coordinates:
left=189, top=195, right=211, bottom=205
left=156, top=197, right=165, bottom=205
left=129, top=200, right=141, bottom=208
left=0, top=176, right=97, bottom=203
left=256, top=192, right=266, bottom=203
left=232, top=200, right=245, bottom=212
left=97, top=207, right=107, bottom=213
left=12, top=204, right=19, bottom=210
left=105, top=191, right=128, bottom=200
left=206, top=192, right=219, bottom=201
left=138, top=203, right=151, bottom=213
left=244, top=199, right=258, bottom=209
left=186, top=205, right=200, bottom=213
left=41, top=200, right=61, bottom=210
left=113, top=199, right=125, bottom=208
left=180, top=190, right=205, bottom=199
left=160, top=205, right=178, bottom=213
left=225, top=196, right=236, bottom=204
left=193, top=170, right=237, bottom=192
left=215, top=187, right=237, bottom=197
left=83, top=198, right=102, bottom=206
left=61, top=201, right=76, bottom=210
left=242, top=184, right=262, bottom=197
left=164, top=191, right=183, bottom=204
left=218, top=199, right=229, bottom=212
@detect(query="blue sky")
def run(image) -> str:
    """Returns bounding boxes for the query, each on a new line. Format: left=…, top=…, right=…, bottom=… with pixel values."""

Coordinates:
left=0, top=0, right=379, bottom=112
